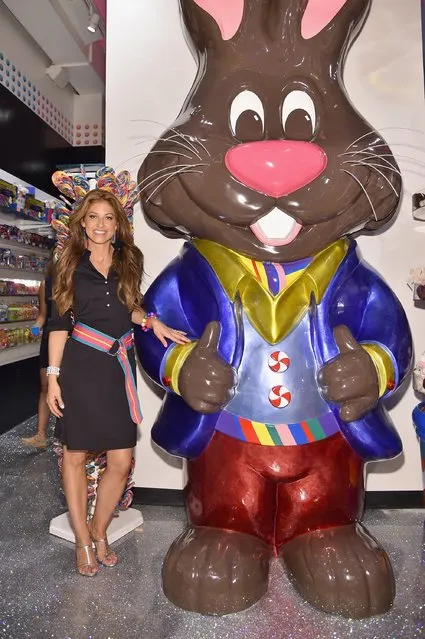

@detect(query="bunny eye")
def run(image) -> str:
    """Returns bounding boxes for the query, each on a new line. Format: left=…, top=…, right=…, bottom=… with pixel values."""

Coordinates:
left=230, top=90, right=265, bottom=141
left=282, top=90, right=316, bottom=140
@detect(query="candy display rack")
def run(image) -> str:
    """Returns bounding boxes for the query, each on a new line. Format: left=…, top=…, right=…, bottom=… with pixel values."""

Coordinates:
left=0, top=206, right=53, bottom=367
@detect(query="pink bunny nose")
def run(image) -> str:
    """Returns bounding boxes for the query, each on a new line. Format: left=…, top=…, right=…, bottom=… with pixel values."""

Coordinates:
left=225, top=140, right=327, bottom=198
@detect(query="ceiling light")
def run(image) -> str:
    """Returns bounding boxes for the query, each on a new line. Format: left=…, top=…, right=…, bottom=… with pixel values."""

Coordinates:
left=87, top=11, right=100, bottom=33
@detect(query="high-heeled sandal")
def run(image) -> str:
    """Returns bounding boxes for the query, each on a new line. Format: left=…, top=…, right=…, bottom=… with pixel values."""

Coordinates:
left=88, top=521, right=118, bottom=568
left=75, top=542, right=98, bottom=577
left=22, top=434, right=47, bottom=448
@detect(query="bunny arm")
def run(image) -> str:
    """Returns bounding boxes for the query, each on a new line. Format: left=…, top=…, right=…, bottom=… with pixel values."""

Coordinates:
left=316, top=250, right=413, bottom=401
left=135, top=244, right=239, bottom=458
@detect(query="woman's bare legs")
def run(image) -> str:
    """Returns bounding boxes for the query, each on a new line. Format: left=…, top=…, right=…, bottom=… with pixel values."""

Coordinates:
left=90, top=448, right=133, bottom=565
left=22, top=369, right=50, bottom=447
left=62, top=445, right=97, bottom=576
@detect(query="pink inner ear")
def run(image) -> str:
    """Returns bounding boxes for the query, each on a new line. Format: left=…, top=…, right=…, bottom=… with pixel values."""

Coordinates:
left=301, top=0, right=349, bottom=39
left=193, top=0, right=244, bottom=41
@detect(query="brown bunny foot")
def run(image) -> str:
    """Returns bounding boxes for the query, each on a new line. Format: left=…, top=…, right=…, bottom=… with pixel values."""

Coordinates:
left=279, top=523, right=395, bottom=619
left=162, top=526, right=272, bottom=615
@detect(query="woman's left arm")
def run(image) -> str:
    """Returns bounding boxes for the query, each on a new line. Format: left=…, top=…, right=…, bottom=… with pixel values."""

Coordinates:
left=131, top=308, right=190, bottom=347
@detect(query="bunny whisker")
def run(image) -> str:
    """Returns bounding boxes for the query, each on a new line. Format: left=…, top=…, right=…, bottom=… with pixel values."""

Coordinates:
left=146, top=168, right=205, bottom=202
left=367, top=153, right=425, bottom=170
left=138, top=164, right=208, bottom=194
left=115, top=151, right=158, bottom=171
left=136, top=149, right=193, bottom=160
left=134, top=134, right=200, bottom=157
left=137, top=163, right=205, bottom=190
left=349, top=142, right=425, bottom=157
left=115, top=135, right=174, bottom=169
left=344, top=161, right=399, bottom=196
left=166, top=128, right=203, bottom=159
left=130, top=118, right=203, bottom=159
left=354, top=162, right=402, bottom=177
left=340, top=149, right=425, bottom=170
left=342, top=158, right=400, bottom=174
left=175, top=131, right=207, bottom=158
left=115, top=143, right=190, bottom=170
left=341, top=152, right=401, bottom=176
left=158, top=135, right=201, bottom=157
left=376, top=167, right=425, bottom=180
left=342, top=169, right=378, bottom=221
left=189, top=137, right=211, bottom=157
left=345, top=127, right=425, bottom=151
left=133, top=136, right=167, bottom=147
left=137, top=172, right=182, bottom=197
left=339, top=151, right=397, bottom=169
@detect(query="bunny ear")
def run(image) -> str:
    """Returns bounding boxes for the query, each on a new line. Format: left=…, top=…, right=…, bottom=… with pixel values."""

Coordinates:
left=301, top=0, right=350, bottom=39
left=191, top=0, right=244, bottom=40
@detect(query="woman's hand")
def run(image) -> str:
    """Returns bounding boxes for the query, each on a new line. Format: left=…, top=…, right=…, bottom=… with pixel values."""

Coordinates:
left=47, top=377, right=65, bottom=418
left=150, top=318, right=191, bottom=347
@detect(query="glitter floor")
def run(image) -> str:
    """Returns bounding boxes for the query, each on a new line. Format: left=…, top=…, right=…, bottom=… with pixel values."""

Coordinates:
left=1, top=417, right=425, bottom=639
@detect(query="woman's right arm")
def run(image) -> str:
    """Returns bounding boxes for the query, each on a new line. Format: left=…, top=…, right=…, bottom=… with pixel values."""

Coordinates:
left=46, top=296, right=73, bottom=418
left=47, top=331, right=68, bottom=418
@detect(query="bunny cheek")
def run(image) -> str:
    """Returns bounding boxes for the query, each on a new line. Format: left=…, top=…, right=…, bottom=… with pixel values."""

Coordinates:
left=225, top=139, right=327, bottom=246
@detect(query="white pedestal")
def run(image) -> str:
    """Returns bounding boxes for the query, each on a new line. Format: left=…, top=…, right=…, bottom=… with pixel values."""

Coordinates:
left=49, top=508, right=144, bottom=544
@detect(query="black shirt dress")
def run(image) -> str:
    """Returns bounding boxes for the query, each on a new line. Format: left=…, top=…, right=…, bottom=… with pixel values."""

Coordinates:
left=49, top=251, right=138, bottom=452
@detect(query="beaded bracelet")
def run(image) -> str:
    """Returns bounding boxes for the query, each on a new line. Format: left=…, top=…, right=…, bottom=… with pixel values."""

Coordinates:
left=46, top=366, right=60, bottom=377
left=141, top=312, right=157, bottom=332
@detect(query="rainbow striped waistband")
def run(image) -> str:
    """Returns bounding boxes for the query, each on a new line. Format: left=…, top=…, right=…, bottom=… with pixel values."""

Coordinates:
left=72, top=322, right=143, bottom=425
left=215, top=410, right=340, bottom=446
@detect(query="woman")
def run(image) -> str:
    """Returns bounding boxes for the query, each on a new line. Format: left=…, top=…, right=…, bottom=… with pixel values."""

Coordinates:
left=47, top=188, right=189, bottom=577
left=22, top=262, right=53, bottom=449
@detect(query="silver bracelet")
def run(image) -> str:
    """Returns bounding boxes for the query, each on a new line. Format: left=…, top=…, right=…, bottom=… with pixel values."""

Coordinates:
left=46, top=366, right=60, bottom=377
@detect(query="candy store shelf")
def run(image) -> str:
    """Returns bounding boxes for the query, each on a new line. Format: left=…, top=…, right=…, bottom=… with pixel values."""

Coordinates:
left=0, top=206, right=53, bottom=237
left=0, top=267, right=44, bottom=282
left=0, top=343, right=40, bottom=367
left=0, top=295, right=38, bottom=300
left=0, top=238, right=50, bottom=257
left=0, top=320, right=37, bottom=329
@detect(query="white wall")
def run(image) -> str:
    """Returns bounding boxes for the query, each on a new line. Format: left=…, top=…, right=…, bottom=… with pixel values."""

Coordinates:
left=345, top=0, right=425, bottom=490
left=106, top=0, right=425, bottom=491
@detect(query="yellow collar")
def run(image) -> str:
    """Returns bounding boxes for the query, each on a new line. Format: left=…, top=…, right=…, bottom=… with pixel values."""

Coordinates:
left=194, top=239, right=350, bottom=344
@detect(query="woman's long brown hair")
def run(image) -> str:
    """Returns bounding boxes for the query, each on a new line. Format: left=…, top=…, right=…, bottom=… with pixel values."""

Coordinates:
left=53, top=190, right=143, bottom=315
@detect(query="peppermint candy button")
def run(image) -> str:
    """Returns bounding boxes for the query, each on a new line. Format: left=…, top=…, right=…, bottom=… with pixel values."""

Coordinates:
left=268, top=351, right=290, bottom=373
left=269, top=385, right=291, bottom=408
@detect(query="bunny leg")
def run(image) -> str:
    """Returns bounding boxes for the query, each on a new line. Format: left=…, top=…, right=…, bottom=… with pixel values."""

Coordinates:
left=162, top=432, right=274, bottom=615
left=276, top=433, right=395, bottom=619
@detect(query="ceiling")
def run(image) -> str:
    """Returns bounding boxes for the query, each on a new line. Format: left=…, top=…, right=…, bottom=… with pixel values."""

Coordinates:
left=2, top=0, right=105, bottom=96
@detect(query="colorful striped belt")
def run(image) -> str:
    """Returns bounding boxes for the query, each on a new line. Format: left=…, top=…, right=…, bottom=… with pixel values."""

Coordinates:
left=72, top=322, right=143, bottom=425
left=215, top=410, right=339, bottom=446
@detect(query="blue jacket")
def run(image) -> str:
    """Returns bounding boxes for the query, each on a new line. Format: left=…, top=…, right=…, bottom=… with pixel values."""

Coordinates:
left=135, top=240, right=412, bottom=461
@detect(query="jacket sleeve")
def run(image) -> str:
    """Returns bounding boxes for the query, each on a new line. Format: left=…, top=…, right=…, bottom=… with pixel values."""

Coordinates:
left=323, top=261, right=412, bottom=399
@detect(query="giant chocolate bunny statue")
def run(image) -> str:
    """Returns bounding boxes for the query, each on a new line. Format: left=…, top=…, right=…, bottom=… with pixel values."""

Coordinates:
left=135, top=0, right=412, bottom=619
